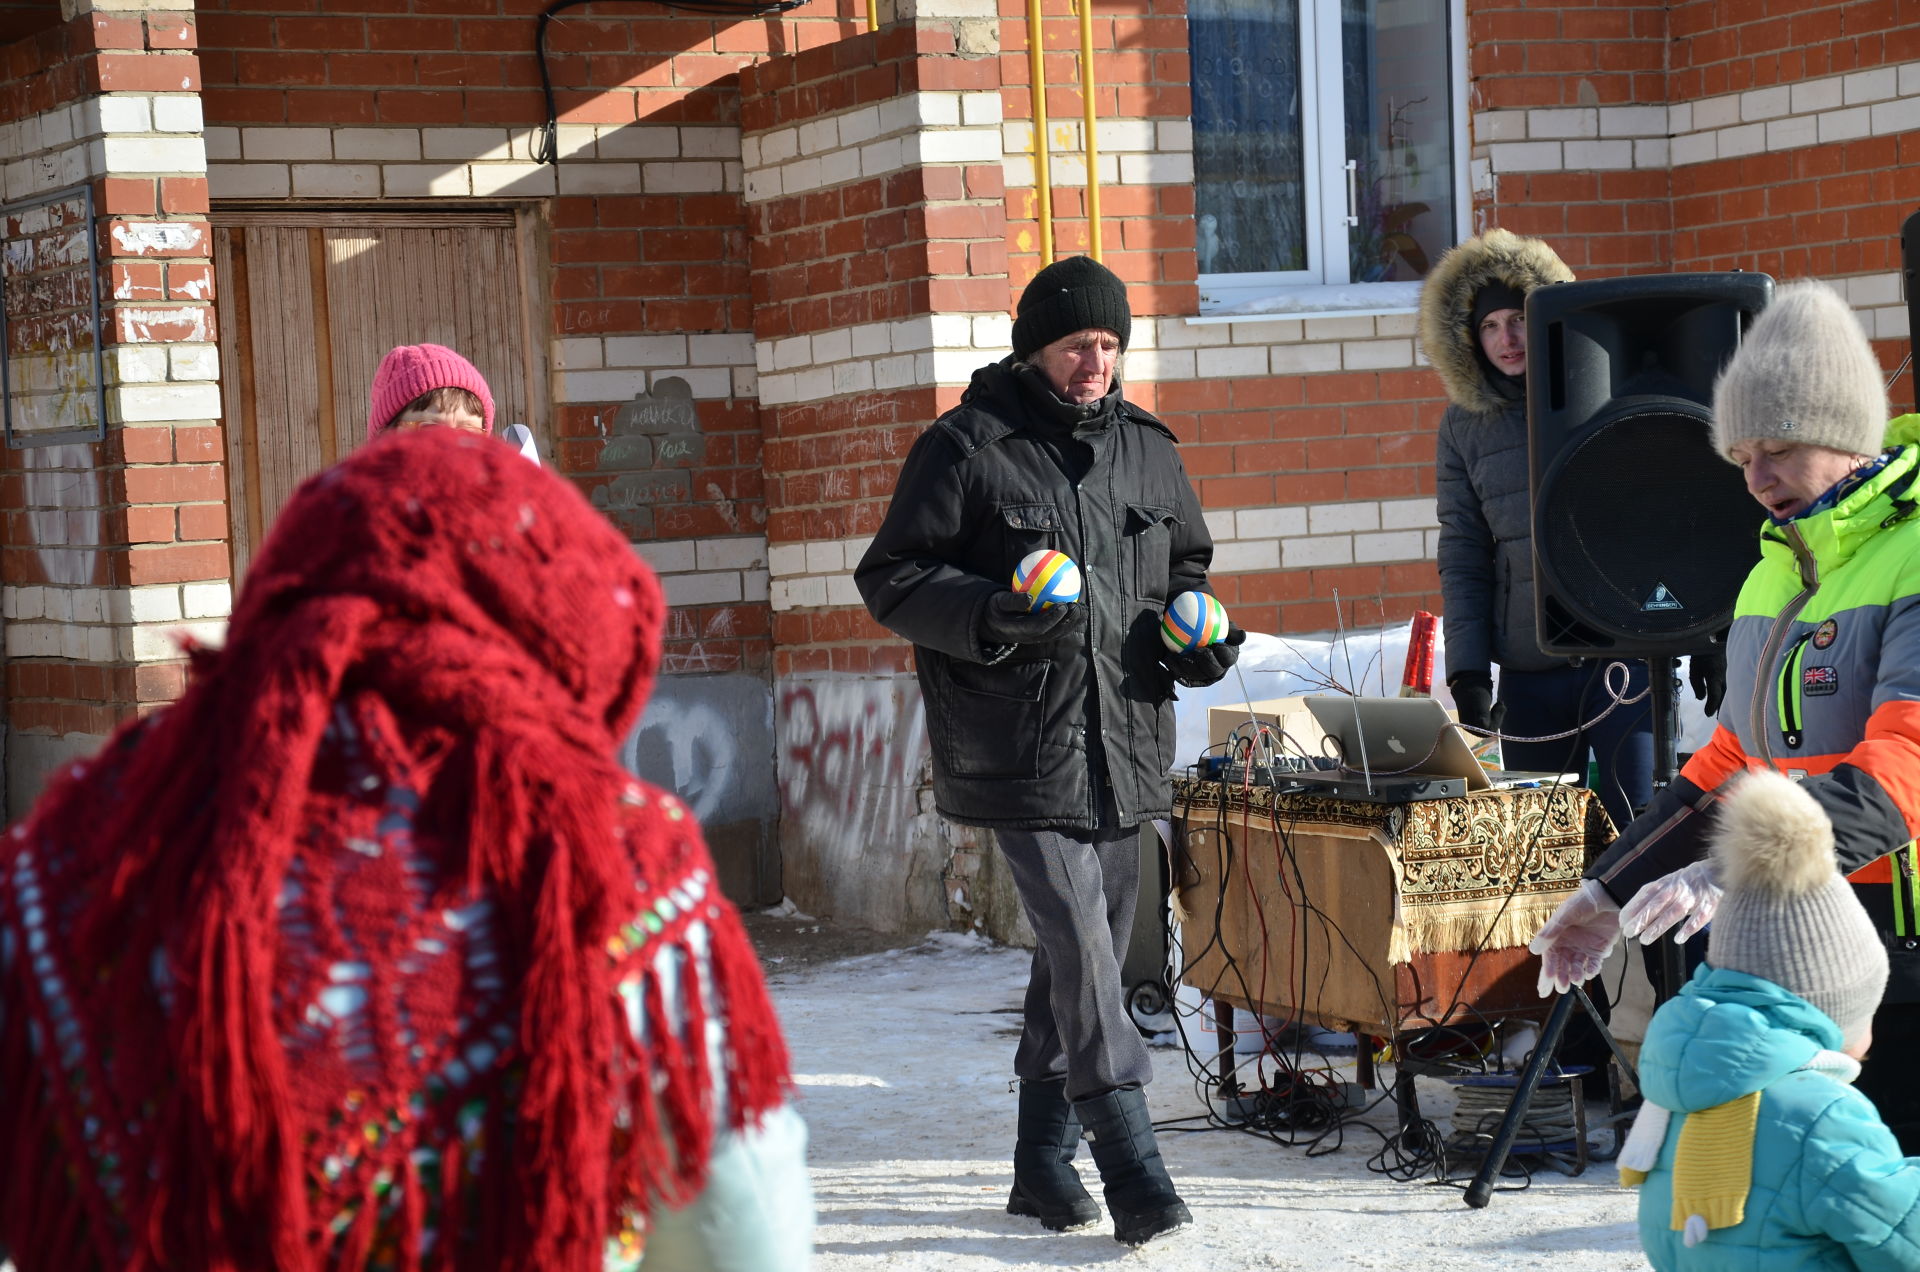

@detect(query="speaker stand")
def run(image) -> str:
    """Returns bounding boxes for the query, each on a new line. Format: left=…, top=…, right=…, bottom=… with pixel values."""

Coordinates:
left=1462, top=986, right=1634, bottom=1206
left=1463, top=653, right=1685, bottom=1206
left=1645, top=655, right=1690, bottom=995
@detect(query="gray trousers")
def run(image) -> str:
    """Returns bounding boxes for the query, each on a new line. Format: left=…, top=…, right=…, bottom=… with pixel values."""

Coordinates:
left=994, top=825, right=1154, bottom=1101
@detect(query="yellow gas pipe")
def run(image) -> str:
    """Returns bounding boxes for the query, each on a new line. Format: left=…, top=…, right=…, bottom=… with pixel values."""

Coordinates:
left=1027, top=0, right=1054, bottom=264
left=1076, top=0, right=1100, bottom=260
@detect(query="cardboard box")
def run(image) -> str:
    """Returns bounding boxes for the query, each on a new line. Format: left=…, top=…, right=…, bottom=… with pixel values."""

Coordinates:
left=1205, top=695, right=1330, bottom=764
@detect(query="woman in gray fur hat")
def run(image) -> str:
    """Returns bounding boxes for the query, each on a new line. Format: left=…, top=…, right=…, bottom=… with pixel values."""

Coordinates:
left=1420, top=228, right=1687, bottom=834
left=1536, top=279, right=1920, bottom=1154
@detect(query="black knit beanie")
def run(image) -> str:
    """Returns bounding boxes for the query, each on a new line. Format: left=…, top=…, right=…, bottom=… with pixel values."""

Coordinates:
left=1468, top=281, right=1527, bottom=333
left=1011, top=256, right=1133, bottom=361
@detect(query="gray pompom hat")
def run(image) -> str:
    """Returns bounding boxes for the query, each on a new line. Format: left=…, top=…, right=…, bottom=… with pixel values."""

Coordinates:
left=1706, top=770, right=1888, bottom=1048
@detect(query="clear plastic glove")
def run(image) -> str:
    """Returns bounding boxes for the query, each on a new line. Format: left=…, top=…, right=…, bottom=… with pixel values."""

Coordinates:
left=1528, top=879, right=1622, bottom=997
left=1619, top=860, right=1720, bottom=945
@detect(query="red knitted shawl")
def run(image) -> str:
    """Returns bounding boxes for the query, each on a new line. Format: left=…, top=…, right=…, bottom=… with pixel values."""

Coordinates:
left=0, top=430, right=790, bottom=1271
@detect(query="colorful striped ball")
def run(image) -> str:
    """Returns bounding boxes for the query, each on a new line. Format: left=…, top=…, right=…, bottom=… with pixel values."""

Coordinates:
left=1012, top=549, right=1083, bottom=609
left=1160, top=590, right=1231, bottom=652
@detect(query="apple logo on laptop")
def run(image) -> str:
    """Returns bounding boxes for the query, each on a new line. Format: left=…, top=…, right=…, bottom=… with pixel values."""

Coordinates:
left=1387, top=735, right=1406, bottom=754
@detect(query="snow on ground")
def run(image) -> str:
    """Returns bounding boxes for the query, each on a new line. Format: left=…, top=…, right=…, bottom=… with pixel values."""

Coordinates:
left=774, top=934, right=1647, bottom=1271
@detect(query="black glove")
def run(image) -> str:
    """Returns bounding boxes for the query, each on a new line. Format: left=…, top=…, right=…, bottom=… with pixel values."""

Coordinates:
left=978, top=589, right=1086, bottom=648
left=1449, top=671, right=1506, bottom=735
left=1689, top=647, right=1727, bottom=717
left=1162, top=624, right=1246, bottom=688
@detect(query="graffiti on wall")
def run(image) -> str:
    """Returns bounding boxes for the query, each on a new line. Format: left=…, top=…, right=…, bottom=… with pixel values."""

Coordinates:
left=590, top=377, right=703, bottom=538
left=22, top=443, right=103, bottom=586
left=622, top=672, right=776, bottom=828
left=776, top=676, right=929, bottom=858
left=4, top=187, right=106, bottom=446
left=660, top=605, right=742, bottom=676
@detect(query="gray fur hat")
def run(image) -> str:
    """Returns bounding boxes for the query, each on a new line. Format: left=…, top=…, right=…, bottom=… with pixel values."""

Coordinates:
left=1705, top=770, right=1888, bottom=1049
left=1711, top=279, right=1888, bottom=461
left=1416, top=229, right=1574, bottom=414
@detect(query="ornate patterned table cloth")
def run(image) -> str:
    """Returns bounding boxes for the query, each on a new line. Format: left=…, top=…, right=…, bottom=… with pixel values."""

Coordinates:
left=1171, top=776, right=1615, bottom=1034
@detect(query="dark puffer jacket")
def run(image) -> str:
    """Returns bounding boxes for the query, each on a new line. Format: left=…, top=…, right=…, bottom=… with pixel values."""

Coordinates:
left=1422, top=228, right=1574, bottom=679
left=855, top=359, right=1213, bottom=830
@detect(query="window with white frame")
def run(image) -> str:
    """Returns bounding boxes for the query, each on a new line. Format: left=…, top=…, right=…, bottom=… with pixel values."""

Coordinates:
left=1188, top=0, right=1467, bottom=314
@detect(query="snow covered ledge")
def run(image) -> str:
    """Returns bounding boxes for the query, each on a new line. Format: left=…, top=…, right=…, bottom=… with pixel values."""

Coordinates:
left=1189, top=281, right=1425, bottom=324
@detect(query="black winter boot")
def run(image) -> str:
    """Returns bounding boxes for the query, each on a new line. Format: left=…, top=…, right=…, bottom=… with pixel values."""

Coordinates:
left=1074, top=1086, right=1191, bottom=1246
left=1007, top=1078, right=1101, bottom=1231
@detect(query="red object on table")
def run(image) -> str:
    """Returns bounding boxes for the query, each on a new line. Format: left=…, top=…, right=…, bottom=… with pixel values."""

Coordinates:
left=1399, top=610, right=1437, bottom=697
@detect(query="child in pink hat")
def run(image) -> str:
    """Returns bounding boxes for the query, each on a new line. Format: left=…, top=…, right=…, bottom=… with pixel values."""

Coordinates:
left=367, top=342, right=496, bottom=439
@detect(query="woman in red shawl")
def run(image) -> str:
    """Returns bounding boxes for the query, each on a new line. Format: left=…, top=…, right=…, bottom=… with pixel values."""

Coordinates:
left=0, top=428, right=809, bottom=1271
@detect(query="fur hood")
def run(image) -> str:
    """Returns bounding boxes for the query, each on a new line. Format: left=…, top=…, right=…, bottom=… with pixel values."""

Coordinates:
left=1417, top=229, right=1574, bottom=414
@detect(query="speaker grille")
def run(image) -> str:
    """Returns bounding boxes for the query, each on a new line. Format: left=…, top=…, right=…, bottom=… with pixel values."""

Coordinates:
left=1535, top=403, right=1758, bottom=647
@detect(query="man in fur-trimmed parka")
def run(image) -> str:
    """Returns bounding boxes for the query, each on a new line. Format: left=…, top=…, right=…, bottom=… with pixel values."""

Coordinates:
left=1421, top=228, right=1679, bottom=834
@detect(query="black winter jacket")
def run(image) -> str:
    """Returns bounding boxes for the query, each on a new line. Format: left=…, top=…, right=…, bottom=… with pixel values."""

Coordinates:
left=1434, top=399, right=1566, bottom=676
left=855, top=360, right=1213, bottom=830
left=1419, top=228, right=1576, bottom=683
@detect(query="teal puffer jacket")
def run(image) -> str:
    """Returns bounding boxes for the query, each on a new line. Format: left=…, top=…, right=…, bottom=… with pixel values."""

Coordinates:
left=1636, top=966, right=1920, bottom=1270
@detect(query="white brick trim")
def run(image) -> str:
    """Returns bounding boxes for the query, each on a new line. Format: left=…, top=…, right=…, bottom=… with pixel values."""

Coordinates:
left=754, top=308, right=1435, bottom=405
left=2, top=107, right=92, bottom=203
left=754, top=313, right=1009, bottom=406
left=742, top=91, right=1002, bottom=203
left=207, top=123, right=744, bottom=201
left=553, top=332, right=757, bottom=404
left=634, top=535, right=770, bottom=610
left=1001, top=114, right=1195, bottom=190
left=764, top=499, right=1440, bottom=612
left=1477, top=59, right=1920, bottom=174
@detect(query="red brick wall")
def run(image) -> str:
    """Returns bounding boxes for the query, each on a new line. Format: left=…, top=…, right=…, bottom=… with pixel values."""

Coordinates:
left=0, top=7, right=218, bottom=802
left=1665, top=1, right=1920, bottom=410
left=742, top=23, right=1006, bottom=676
left=1157, top=370, right=1447, bottom=637
left=193, top=0, right=853, bottom=676
left=998, top=0, right=1197, bottom=307
left=1470, top=1, right=1673, bottom=275
left=1669, top=0, right=1920, bottom=97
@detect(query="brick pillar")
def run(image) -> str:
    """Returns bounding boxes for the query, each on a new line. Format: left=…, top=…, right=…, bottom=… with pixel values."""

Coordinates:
left=0, top=0, right=218, bottom=815
left=740, top=17, right=1011, bottom=933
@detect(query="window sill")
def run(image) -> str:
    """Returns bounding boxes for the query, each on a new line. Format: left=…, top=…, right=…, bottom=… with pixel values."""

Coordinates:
left=1188, top=281, right=1425, bottom=325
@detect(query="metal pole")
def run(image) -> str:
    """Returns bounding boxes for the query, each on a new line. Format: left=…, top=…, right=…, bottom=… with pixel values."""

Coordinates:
left=1025, top=0, right=1054, bottom=265
left=1463, top=989, right=1576, bottom=1208
left=1647, top=655, right=1688, bottom=997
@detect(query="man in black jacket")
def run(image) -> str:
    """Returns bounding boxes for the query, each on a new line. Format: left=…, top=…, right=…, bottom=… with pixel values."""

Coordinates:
left=856, top=256, right=1239, bottom=1247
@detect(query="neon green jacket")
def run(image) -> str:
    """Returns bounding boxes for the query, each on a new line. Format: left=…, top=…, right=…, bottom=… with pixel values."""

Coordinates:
left=1590, top=415, right=1920, bottom=1000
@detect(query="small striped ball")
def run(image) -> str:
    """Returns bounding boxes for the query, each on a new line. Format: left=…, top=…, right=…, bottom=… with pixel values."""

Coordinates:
left=1012, top=549, right=1083, bottom=609
left=1161, top=590, right=1230, bottom=652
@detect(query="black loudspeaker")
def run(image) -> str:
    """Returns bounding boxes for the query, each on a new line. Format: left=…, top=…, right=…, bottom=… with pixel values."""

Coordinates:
left=1527, top=273, right=1774, bottom=657
left=1903, top=208, right=1920, bottom=385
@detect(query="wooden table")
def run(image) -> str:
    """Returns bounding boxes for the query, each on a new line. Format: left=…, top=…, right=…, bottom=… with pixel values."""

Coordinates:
left=1172, top=777, right=1613, bottom=1043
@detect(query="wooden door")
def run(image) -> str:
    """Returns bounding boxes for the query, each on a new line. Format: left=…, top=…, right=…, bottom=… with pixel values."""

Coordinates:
left=211, top=210, right=545, bottom=580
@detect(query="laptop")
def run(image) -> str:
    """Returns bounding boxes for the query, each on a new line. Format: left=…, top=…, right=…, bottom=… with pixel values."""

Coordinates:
left=1300, top=696, right=1574, bottom=794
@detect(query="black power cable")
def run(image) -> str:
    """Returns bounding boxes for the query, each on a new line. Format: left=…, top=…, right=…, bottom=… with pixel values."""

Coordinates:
left=1154, top=761, right=1605, bottom=1192
left=533, top=0, right=810, bottom=166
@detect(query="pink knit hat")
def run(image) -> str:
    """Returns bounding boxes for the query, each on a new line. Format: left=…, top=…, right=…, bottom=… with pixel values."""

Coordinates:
left=367, top=343, right=496, bottom=438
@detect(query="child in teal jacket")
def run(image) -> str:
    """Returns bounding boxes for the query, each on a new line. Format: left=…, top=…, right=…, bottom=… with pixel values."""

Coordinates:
left=1623, top=770, right=1920, bottom=1269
